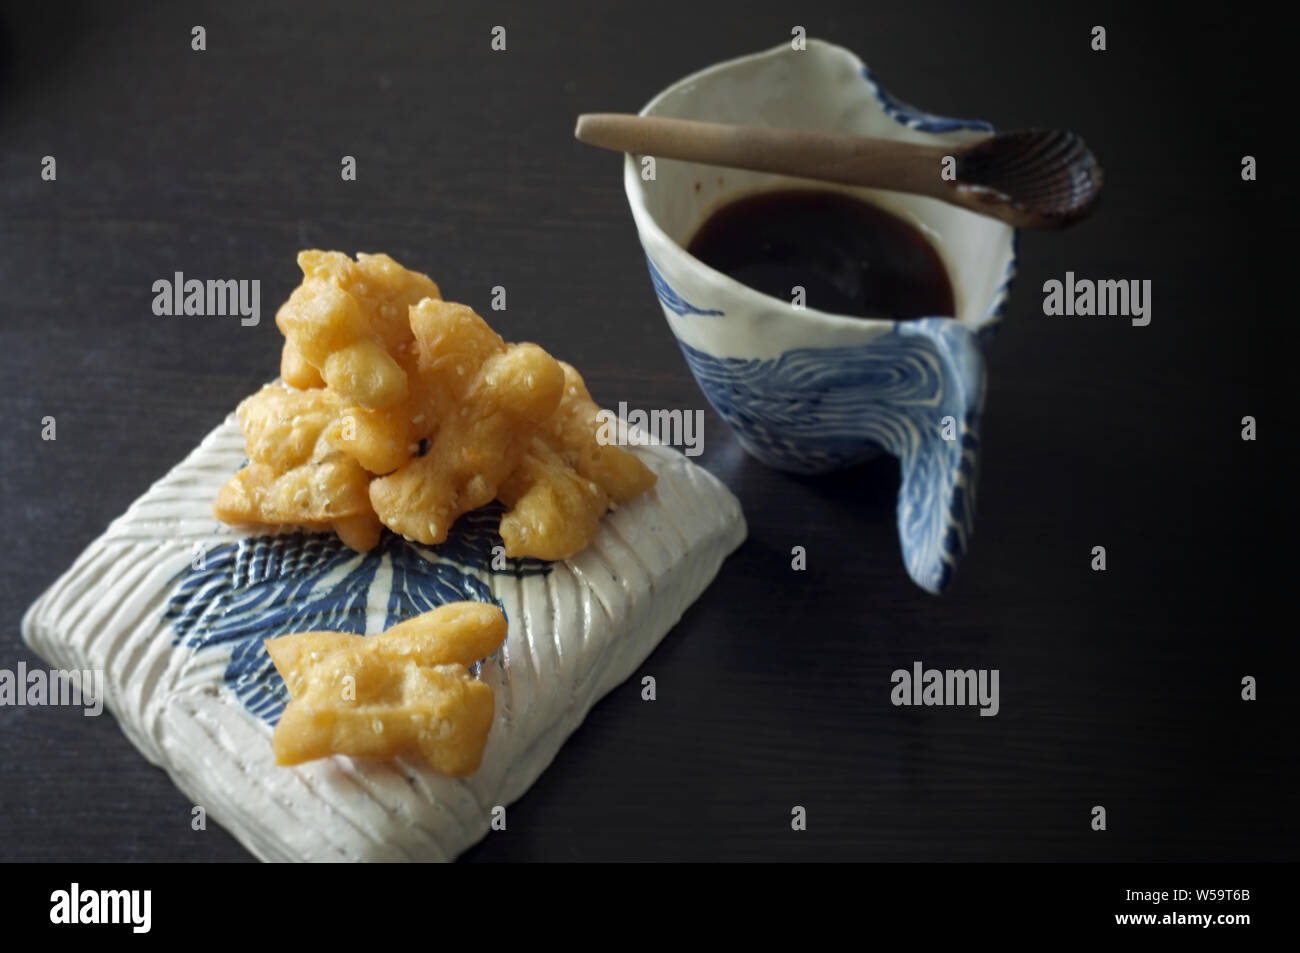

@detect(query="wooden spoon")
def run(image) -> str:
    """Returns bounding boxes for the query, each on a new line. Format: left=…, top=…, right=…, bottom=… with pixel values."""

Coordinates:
left=575, top=113, right=1102, bottom=229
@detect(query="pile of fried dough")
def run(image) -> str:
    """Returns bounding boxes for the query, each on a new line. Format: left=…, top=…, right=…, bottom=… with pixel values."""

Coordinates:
left=214, top=251, right=656, bottom=560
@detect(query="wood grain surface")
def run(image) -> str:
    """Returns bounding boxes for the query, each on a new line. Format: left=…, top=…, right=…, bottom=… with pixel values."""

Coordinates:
left=0, top=0, right=1291, bottom=862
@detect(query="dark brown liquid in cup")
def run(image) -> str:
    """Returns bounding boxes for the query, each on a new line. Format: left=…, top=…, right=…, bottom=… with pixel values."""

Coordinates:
left=686, top=188, right=955, bottom=320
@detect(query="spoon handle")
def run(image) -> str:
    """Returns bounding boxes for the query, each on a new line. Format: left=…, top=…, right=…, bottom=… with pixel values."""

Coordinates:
left=575, top=113, right=954, bottom=196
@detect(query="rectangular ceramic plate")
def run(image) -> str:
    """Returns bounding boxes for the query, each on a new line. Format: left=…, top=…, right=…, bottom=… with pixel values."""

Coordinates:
left=22, top=408, right=746, bottom=861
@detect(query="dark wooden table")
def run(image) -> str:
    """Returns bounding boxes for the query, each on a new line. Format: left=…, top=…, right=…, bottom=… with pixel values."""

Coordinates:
left=0, top=1, right=1292, bottom=862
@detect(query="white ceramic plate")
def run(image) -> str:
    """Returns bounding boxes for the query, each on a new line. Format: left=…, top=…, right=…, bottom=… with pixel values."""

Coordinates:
left=22, top=408, right=745, bottom=861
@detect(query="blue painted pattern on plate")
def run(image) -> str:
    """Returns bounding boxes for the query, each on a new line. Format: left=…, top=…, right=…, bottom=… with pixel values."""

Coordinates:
left=166, top=502, right=551, bottom=723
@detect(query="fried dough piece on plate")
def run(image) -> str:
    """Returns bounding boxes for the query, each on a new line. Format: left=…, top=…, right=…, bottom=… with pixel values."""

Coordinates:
left=368, top=343, right=563, bottom=545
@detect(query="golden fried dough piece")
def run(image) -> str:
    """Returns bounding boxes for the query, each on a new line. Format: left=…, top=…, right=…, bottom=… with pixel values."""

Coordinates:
left=321, top=298, right=507, bottom=480
left=236, top=383, right=338, bottom=469
left=492, top=364, right=656, bottom=560
left=276, top=275, right=407, bottom=408
left=378, top=601, right=507, bottom=665
left=326, top=297, right=507, bottom=477
left=267, top=602, right=507, bottom=692
left=266, top=602, right=505, bottom=776
left=368, top=343, right=564, bottom=544
left=214, top=453, right=374, bottom=526
left=323, top=298, right=501, bottom=476
left=275, top=250, right=439, bottom=410
left=410, top=298, right=506, bottom=410
left=264, top=631, right=362, bottom=696
left=280, top=340, right=325, bottom=389
left=331, top=511, right=383, bottom=552
left=324, top=342, right=425, bottom=475
left=294, top=250, right=441, bottom=352
left=274, top=662, right=494, bottom=775
left=326, top=404, right=418, bottom=476
left=498, top=438, right=608, bottom=561
left=351, top=252, right=441, bottom=352
left=321, top=339, right=408, bottom=409
left=217, top=383, right=385, bottom=550
left=546, top=362, right=657, bottom=504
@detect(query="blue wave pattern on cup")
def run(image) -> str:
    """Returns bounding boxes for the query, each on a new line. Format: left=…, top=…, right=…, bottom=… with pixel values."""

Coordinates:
left=645, top=254, right=724, bottom=317
left=859, top=66, right=994, bottom=135
left=859, top=66, right=1021, bottom=338
left=165, top=503, right=550, bottom=723
left=677, top=318, right=982, bottom=593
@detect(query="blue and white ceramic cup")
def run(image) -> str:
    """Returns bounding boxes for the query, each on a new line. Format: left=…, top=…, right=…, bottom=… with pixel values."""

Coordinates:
left=623, top=39, right=1017, bottom=594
